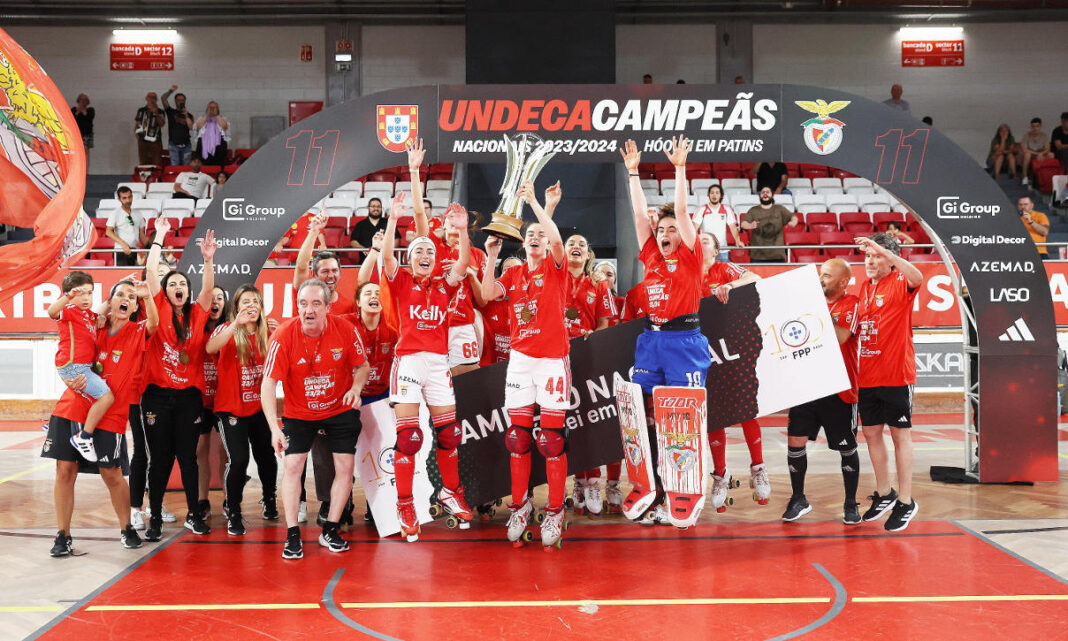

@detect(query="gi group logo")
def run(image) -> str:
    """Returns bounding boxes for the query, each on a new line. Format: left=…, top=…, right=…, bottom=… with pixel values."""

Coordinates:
left=377, top=105, right=419, bottom=153
left=795, top=100, right=850, bottom=155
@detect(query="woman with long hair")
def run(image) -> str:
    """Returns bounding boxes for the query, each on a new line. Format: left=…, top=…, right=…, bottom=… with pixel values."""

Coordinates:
left=195, top=285, right=229, bottom=521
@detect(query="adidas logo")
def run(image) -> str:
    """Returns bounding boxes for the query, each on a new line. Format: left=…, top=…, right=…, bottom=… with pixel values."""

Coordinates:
left=998, top=317, right=1035, bottom=342
left=898, top=415, right=909, bottom=423
left=838, top=439, right=848, bottom=446
left=297, top=357, right=307, bottom=365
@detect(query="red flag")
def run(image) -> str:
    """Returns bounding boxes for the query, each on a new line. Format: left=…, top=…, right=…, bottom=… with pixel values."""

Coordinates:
left=0, top=27, right=91, bottom=304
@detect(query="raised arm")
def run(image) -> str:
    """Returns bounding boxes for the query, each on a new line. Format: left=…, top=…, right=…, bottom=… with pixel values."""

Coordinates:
left=293, top=213, right=327, bottom=290
left=620, top=139, right=652, bottom=247
left=665, top=135, right=697, bottom=250
left=407, top=139, right=429, bottom=237
left=481, top=237, right=505, bottom=301
left=136, top=279, right=159, bottom=335
left=146, top=217, right=172, bottom=296
left=196, top=230, right=218, bottom=312
left=444, top=204, right=470, bottom=285
left=47, top=293, right=69, bottom=320
left=381, top=193, right=405, bottom=279
left=521, top=180, right=565, bottom=265
left=857, top=236, right=923, bottom=289
left=357, top=230, right=384, bottom=286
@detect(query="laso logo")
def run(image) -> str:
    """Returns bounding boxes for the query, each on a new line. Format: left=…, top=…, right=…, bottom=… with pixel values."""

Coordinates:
left=990, top=287, right=1030, bottom=303
left=222, top=198, right=286, bottom=221
left=950, top=234, right=1026, bottom=246
left=937, top=196, right=1001, bottom=219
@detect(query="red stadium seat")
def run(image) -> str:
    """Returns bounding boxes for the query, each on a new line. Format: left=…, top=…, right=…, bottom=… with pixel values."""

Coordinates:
left=839, top=211, right=873, bottom=235
left=830, top=168, right=856, bottom=179
left=728, top=249, right=749, bottom=264
left=800, top=163, right=829, bottom=179
left=169, top=235, right=190, bottom=249
left=909, top=252, right=942, bottom=263
left=92, top=236, right=115, bottom=250
left=785, top=162, right=801, bottom=178
left=785, top=230, right=820, bottom=259
left=323, top=228, right=344, bottom=248
left=1032, top=158, right=1065, bottom=193
left=794, top=254, right=823, bottom=264
left=873, top=211, right=906, bottom=231
left=803, top=211, right=838, bottom=231
left=820, top=231, right=855, bottom=257
left=688, top=163, right=712, bottom=179
left=73, top=258, right=106, bottom=267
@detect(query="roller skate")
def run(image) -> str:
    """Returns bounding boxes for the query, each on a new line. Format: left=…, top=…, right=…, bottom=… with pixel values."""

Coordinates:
left=638, top=502, right=670, bottom=526
left=566, top=479, right=586, bottom=513
left=583, top=478, right=604, bottom=516
left=711, top=468, right=739, bottom=513
left=430, top=486, right=473, bottom=529
left=749, top=463, right=771, bottom=505
left=605, top=480, right=624, bottom=514
left=541, top=507, right=569, bottom=550
left=397, top=497, right=420, bottom=542
left=506, top=499, right=534, bottom=548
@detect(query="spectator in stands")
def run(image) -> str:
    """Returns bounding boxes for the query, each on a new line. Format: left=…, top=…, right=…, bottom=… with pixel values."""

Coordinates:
left=134, top=92, right=165, bottom=166
left=1017, top=196, right=1049, bottom=260
left=885, top=221, right=914, bottom=245
left=71, top=94, right=94, bottom=167
left=216, top=170, right=229, bottom=188
left=882, top=84, right=910, bottom=114
left=740, top=186, right=798, bottom=263
left=106, top=186, right=149, bottom=267
left=349, top=197, right=398, bottom=249
left=696, top=184, right=744, bottom=260
left=1049, top=112, right=1068, bottom=170
left=642, top=74, right=653, bottom=84
left=161, top=85, right=195, bottom=166
left=173, top=157, right=214, bottom=201
left=988, top=124, right=1019, bottom=180
left=1020, top=117, right=1054, bottom=186
left=752, top=161, right=789, bottom=195
left=921, top=116, right=933, bottom=126
left=194, top=101, right=230, bottom=166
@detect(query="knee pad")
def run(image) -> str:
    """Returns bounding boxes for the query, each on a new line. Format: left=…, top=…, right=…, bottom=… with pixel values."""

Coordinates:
left=435, top=422, right=462, bottom=450
left=535, top=428, right=567, bottom=459
left=505, top=426, right=533, bottom=455
left=395, top=427, right=424, bottom=456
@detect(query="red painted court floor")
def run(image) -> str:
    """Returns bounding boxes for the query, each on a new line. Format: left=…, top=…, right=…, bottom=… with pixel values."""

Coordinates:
left=34, top=520, right=1068, bottom=640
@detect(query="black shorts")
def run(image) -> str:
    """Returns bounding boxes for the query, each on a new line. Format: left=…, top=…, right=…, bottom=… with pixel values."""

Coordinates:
left=199, top=408, right=218, bottom=435
left=858, top=385, right=913, bottom=428
left=787, top=394, right=858, bottom=451
left=282, top=409, right=362, bottom=455
left=41, top=415, right=129, bottom=473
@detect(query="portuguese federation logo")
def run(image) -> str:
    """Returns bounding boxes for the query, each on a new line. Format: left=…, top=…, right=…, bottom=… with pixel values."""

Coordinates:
left=377, top=105, right=419, bottom=153
left=795, top=100, right=850, bottom=155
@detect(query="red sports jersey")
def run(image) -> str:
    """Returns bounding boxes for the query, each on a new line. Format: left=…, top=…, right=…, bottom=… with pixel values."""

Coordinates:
left=340, top=313, right=398, bottom=398
left=430, top=235, right=486, bottom=327
left=564, top=273, right=615, bottom=337
left=479, top=297, right=512, bottom=366
left=622, top=285, right=648, bottom=322
left=857, top=270, right=919, bottom=388
left=264, top=316, right=367, bottom=421
left=702, top=261, right=749, bottom=298
left=638, top=236, right=704, bottom=325
left=829, top=294, right=861, bottom=403
left=496, top=257, right=570, bottom=359
left=54, top=304, right=98, bottom=367
left=289, top=286, right=356, bottom=316
left=144, top=291, right=210, bottom=391
left=53, top=320, right=150, bottom=433
left=211, top=324, right=266, bottom=417
left=284, top=212, right=316, bottom=249
left=608, top=294, right=624, bottom=326
left=387, top=268, right=460, bottom=356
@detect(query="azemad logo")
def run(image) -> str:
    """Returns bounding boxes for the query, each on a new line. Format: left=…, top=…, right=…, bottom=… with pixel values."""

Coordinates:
left=795, top=100, right=850, bottom=155
left=937, top=196, right=1001, bottom=220
left=222, top=198, right=286, bottom=222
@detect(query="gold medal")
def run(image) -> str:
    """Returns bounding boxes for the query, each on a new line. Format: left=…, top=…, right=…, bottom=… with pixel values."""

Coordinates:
left=92, top=362, right=104, bottom=375
left=565, top=307, right=579, bottom=321
left=178, top=351, right=190, bottom=365
left=520, top=307, right=533, bottom=323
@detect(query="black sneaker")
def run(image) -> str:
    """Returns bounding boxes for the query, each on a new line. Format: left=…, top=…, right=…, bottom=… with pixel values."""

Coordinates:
left=197, top=500, right=211, bottom=521
left=121, top=525, right=143, bottom=549
left=226, top=512, right=246, bottom=536
left=340, top=503, right=354, bottom=529
left=50, top=530, right=72, bottom=557
left=317, top=501, right=330, bottom=527
left=260, top=496, right=279, bottom=521
left=144, top=516, right=163, bottom=542
left=364, top=506, right=375, bottom=525
left=282, top=527, right=303, bottom=559
left=843, top=502, right=862, bottom=525
left=781, top=495, right=812, bottom=522
left=318, top=525, right=350, bottom=553
left=884, top=499, right=918, bottom=532
left=184, top=513, right=211, bottom=535
left=222, top=499, right=229, bottom=519
left=862, top=489, right=899, bottom=522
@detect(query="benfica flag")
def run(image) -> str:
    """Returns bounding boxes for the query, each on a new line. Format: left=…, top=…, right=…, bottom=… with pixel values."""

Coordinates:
left=0, top=27, right=91, bottom=304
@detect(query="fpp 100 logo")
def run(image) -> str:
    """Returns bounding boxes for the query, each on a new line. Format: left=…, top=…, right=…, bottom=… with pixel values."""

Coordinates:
left=222, top=198, right=286, bottom=222
left=937, top=196, right=1001, bottom=220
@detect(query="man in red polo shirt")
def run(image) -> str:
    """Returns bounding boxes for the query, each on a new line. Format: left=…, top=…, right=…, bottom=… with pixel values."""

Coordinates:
left=855, top=233, right=922, bottom=532
left=262, top=279, right=369, bottom=559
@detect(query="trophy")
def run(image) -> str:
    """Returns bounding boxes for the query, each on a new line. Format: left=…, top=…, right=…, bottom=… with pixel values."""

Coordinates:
left=481, top=133, right=557, bottom=242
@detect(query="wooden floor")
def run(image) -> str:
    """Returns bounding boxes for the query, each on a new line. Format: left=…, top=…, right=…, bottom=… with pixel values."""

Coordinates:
left=2, top=415, right=1066, bottom=640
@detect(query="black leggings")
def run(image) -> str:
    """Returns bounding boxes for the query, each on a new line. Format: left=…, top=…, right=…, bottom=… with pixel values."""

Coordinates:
left=142, top=385, right=203, bottom=518
left=129, top=404, right=148, bottom=508
left=217, top=411, right=277, bottom=512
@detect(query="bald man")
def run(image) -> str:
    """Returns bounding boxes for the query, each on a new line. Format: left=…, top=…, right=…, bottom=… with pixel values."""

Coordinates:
left=782, top=258, right=862, bottom=524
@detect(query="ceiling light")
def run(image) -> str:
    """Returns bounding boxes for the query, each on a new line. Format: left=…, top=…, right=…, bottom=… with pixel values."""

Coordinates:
left=898, top=26, right=964, bottom=39
left=112, top=29, right=178, bottom=43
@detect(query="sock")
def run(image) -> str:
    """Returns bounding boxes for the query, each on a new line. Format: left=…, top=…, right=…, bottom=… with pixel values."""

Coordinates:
left=840, top=447, right=860, bottom=505
left=787, top=446, right=808, bottom=498
left=546, top=454, right=568, bottom=510
left=287, top=525, right=300, bottom=538
left=323, top=520, right=338, bottom=533
left=507, top=406, right=535, bottom=505
left=394, top=453, right=415, bottom=500
left=708, top=428, right=727, bottom=477
left=606, top=461, right=622, bottom=481
left=436, top=448, right=459, bottom=491
left=741, top=419, right=763, bottom=465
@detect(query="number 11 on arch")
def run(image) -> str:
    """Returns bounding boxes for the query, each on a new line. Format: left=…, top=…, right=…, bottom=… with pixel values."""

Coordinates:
left=286, top=129, right=341, bottom=187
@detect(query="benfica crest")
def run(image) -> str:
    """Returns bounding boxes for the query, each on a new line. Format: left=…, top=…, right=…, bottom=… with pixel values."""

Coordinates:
left=795, top=100, right=850, bottom=156
left=377, top=105, right=418, bottom=153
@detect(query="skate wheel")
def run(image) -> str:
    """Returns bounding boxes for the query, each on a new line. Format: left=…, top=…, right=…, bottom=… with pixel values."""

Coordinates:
left=428, top=504, right=441, bottom=518
left=564, top=498, right=574, bottom=509
left=564, top=521, right=571, bottom=531
left=534, top=511, right=545, bottom=524
left=494, top=499, right=503, bottom=507
left=752, top=492, right=758, bottom=502
left=555, top=539, right=563, bottom=549
left=731, top=479, right=741, bottom=489
left=543, top=545, right=555, bottom=552
left=458, top=520, right=471, bottom=530
left=445, top=516, right=459, bottom=529
left=522, top=530, right=533, bottom=542
left=726, top=497, right=734, bottom=506
left=405, top=533, right=419, bottom=542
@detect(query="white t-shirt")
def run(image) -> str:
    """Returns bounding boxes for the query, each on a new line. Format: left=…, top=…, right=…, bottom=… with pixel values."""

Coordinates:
left=105, top=208, right=146, bottom=247
left=696, top=202, right=738, bottom=246
left=174, top=171, right=214, bottom=199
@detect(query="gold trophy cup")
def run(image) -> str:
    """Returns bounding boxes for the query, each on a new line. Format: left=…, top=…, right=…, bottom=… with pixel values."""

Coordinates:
left=481, top=133, right=557, bottom=242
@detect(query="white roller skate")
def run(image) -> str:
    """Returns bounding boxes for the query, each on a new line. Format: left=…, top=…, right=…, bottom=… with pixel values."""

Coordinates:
left=541, top=507, right=567, bottom=550
left=583, top=478, right=603, bottom=516
left=638, top=503, right=670, bottom=526
left=397, top=497, right=420, bottom=542
left=568, top=479, right=586, bottom=513
left=605, top=480, right=624, bottom=513
left=750, top=463, right=771, bottom=506
left=711, top=469, right=737, bottom=513
left=436, top=486, right=474, bottom=529
left=507, top=499, right=533, bottom=547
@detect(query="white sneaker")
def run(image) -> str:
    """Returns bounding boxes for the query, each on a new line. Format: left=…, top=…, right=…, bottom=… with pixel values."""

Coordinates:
left=70, top=431, right=98, bottom=463
left=638, top=504, right=670, bottom=526
left=130, top=508, right=145, bottom=531
left=605, top=480, right=624, bottom=512
left=750, top=463, right=771, bottom=505
left=541, top=509, right=566, bottom=548
left=570, top=479, right=586, bottom=512
left=146, top=506, right=177, bottom=523
left=1022, top=176, right=1030, bottom=186
left=507, top=499, right=533, bottom=543
left=711, top=469, right=731, bottom=511
left=298, top=501, right=308, bottom=524
left=583, top=479, right=603, bottom=515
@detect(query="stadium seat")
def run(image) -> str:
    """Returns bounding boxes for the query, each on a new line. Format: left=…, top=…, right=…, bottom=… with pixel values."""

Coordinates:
left=116, top=182, right=147, bottom=198
left=92, top=218, right=109, bottom=233
left=775, top=194, right=794, bottom=211
left=193, top=199, right=211, bottom=217
left=395, top=180, right=413, bottom=196
left=825, top=193, right=860, bottom=214
left=92, top=236, right=115, bottom=250
left=146, top=182, right=175, bottom=200
left=793, top=193, right=827, bottom=214
left=690, top=178, right=716, bottom=197
left=688, top=164, right=713, bottom=179
left=786, top=177, right=813, bottom=195
left=721, top=177, right=751, bottom=193
left=728, top=249, right=749, bottom=264
left=1033, top=158, right=1065, bottom=193
left=795, top=254, right=823, bottom=264
left=839, top=212, right=873, bottom=235
left=87, top=253, right=115, bottom=266
left=326, top=216, right=350, bottom=234
left=730, top=194, right=760, bottom=212
left=785, top=230, right=820, bottom=259
left=323, top=227, right=345, bottom=248
left=830, top=168, right=856, bottom=180
left=785, top=162, right=801, bottom=178
left=843, top=177, right=875, bottom=195
left=161, top=199, right=195, bottom=220
left=323, top=197, right=355, bottom=218
left=804, top=211, right=838, bottom=233
left=820, top=231, right=854, bottom=257
left=872, top=211, right=906, bottom=231
left=909, top=252, right=942, bottom=263
left=857, top=193, right=892, bottom=214
left=800, top=163, right=829, bottom=179
left=131, top=198, right=162, bottom=219
left=334, top=180, right=363, bottom=198
left=812, top=177, right=843, bottom=195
